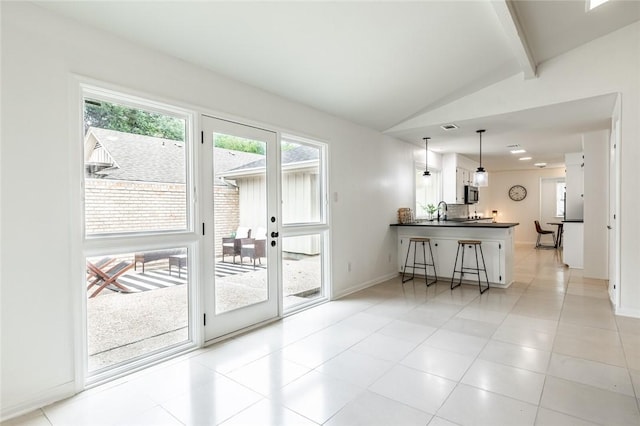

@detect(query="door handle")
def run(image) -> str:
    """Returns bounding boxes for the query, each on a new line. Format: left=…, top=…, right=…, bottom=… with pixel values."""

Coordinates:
left=271, top=231, right=279, bottom=238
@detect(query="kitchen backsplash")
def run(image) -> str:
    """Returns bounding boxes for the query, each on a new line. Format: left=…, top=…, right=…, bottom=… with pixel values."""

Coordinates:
left=448, top=204, right=471, bottom=219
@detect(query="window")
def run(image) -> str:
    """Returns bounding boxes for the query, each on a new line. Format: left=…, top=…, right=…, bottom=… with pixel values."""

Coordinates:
left=556, top=181, right=566, bottom=217
left=281, top=138, right=326, bottom=226
left=415, top=165, right=442, bottom=219
left=82, top=85, right=195, bottom=379
left=83, top=95, right=190, bottom=236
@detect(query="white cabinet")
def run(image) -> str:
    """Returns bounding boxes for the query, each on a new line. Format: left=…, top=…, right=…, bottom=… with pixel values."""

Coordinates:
left=398, top=233, right=507, bottom=286
left=431, top=238, right=458, bottom=279
left=478, top=240, right=504, bottom=284
left=563, top=222, right=584, bottom=269
left=442, top=153, right=476, bottom=204
left=565, top=152, right=584, bottom=220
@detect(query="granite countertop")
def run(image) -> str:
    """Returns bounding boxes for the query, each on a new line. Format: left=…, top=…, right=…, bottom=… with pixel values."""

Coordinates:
left=390, top=221, right=519, bottom=228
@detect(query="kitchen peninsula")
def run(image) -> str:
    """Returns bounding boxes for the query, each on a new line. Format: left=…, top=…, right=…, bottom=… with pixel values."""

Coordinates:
left=391, top=220, right=519, bottom=287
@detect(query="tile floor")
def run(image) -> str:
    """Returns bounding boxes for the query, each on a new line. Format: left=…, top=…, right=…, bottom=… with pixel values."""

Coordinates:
left=5, top=245, right=640, bottom=425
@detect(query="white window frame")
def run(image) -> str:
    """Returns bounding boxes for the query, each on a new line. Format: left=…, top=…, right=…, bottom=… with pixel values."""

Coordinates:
left=414, top=162, right=442, bottom=219
left=279, top=133, right=330, bottom=314
left=76, top=82, right=200, bottom=387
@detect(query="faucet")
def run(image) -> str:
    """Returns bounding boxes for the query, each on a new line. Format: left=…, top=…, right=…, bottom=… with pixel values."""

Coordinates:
left=437, top=201, right=448, bottom=221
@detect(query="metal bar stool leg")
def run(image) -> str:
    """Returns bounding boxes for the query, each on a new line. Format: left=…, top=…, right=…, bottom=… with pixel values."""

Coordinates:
left=401, top=240, right=413, bottom=283
left=474, top=245, right=482, bottom=293
left=427, top=240, right=438, bottom=286
left=478, top=244, right=490, bottom=294
left=451, top=242, right=462, bottom=290
left=421, top=242, right=427, bottom=286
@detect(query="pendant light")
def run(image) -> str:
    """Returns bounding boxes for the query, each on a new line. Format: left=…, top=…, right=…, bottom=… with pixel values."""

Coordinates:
left=473, top=129, right=488, bottom=187
left=423, top=137, right=431, bottom=178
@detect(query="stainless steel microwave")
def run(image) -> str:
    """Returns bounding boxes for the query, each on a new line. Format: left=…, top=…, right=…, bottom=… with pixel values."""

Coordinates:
left=464, top=185, right=479, bottom=204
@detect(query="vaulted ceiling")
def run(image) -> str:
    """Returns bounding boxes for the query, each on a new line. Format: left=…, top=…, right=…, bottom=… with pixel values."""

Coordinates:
left=35, top=1, right=640, bottom=170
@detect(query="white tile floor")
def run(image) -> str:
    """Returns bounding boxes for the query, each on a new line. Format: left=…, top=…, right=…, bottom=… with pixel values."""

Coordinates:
left=5, top=245, right=640, bottom=425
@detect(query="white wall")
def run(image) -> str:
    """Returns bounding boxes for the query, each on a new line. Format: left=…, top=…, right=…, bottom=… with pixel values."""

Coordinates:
left=0, top=3, right=415, bottom=418
left=483, top=168, right=566, bottom=244
left=392, top=21, right=640, bottom=317
left=583, top=130, right=609, bottom=279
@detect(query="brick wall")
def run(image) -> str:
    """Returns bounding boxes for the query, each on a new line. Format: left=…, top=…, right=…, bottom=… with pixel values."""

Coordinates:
left=213, top=185, right=239, bottom=258
left=86, top=179, right=239, bottom=257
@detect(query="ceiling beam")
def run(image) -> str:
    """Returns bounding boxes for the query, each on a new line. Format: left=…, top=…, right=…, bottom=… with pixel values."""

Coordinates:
left=492, top=0, right=537, bottom=79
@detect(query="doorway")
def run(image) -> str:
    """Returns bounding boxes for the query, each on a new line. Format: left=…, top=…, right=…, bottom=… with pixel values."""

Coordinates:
left=201, top=116, right=280, bottom=340
left=201, top=117, right=330, bottom=340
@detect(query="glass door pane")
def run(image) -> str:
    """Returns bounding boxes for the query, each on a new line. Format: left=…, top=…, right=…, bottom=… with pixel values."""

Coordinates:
left=202, top=116, right=278, bottom=340
left=213, top=133, right=268, bottom=314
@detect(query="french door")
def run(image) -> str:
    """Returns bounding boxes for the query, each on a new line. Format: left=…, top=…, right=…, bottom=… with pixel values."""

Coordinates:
left=201, top=116, right=279, bottom=340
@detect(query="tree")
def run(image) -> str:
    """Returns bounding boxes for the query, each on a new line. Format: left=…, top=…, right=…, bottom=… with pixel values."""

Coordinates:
left=214, top=134, right=265, bottom=154
left=84, top=99, right=185, bottom=141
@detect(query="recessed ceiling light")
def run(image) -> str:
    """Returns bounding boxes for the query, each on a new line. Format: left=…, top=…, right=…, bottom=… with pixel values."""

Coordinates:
left=534, top=162, right=547, bottom=167
left=519, top=157, right=532, bottom=161
left=440, top=123, right=459, bottom=131
left=510, top=149, right=526, bottom=154
left=588, top=0, right=609, bottom=11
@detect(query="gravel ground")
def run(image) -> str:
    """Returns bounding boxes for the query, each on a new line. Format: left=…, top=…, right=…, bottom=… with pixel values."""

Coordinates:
left=88, top=255, right=321, bottom=370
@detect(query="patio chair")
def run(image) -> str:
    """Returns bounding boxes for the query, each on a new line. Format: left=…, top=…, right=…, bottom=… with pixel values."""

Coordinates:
left=86, top=258, right=134, bottom=298
left=222, top=227, right=251, bottom=263
left=240, top=236, right=267, bottom=269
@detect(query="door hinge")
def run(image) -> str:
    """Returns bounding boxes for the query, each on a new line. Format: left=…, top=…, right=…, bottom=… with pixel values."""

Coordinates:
left=614, top=214, right=616, bottom=219
left=614, top=285, right=616, bottom=289
left=499, top=243, right=502, bottom=250
left=201, top=131, right=204, bottom=144
left=499, top=275, right=502, bottom=281
left=202, top=223, right=205, bottom=235
left=203, top=313, right=206, bottom=326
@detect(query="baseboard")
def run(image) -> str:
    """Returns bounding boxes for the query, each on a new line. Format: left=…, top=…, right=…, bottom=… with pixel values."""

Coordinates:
left=0, top=381, right=76, bottom=423
left=332, top=271, right=399, bottom=300
left=615, top=306, right=640, bottom=319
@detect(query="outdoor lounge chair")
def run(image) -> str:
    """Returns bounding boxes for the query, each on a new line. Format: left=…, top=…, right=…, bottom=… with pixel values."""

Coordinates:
left=240, top=237, right=267, bottom=269
left=86, top=258, right=134, bottom=298
left=222, top=227, right=251, bottom=263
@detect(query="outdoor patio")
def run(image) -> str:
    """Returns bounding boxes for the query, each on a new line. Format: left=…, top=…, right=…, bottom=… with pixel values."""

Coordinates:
left=87, top=255, right=321, bottom=371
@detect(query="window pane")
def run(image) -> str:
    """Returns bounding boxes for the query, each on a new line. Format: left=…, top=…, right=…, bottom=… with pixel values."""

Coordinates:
left=83, top=98, right=188, bottom=235
left=415, top=167, right=441, bottom=218
left=282, top=234, right=323, bottom=310
left=281, top=140, right=322, bottom=225
left=86, top=247, right=189, bottom=372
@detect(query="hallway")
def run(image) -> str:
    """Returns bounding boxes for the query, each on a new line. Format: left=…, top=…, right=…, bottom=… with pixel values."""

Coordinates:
left=6, top=245, right=640, bottom=425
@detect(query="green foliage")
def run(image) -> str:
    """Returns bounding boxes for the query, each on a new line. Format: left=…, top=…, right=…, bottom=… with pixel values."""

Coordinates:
left=84, top=99, right=185, bottom=141
left=214, top=134, right=265, bottom=154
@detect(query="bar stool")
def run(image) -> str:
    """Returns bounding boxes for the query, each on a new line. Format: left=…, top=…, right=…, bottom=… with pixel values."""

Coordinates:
left=401, top=237, right=438, bottom=286
left=451, top=240, right=489, bottom=294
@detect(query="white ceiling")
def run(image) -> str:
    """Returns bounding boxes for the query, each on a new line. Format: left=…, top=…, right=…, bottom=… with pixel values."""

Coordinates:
left=35, top=1, right=640, bottom=171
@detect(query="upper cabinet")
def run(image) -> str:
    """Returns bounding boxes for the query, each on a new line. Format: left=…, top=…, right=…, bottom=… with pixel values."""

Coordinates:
left=442, top=153, right=477, bottom=204
left=565, top=152, right=584, bottom=220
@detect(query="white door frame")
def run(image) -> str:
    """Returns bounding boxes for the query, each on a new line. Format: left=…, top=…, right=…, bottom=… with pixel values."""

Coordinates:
left=201, top=115, right=280, bottom=341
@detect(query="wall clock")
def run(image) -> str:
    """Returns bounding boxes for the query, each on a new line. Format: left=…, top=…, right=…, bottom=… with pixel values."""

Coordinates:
left=508, top=185, right=527, bottom=201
